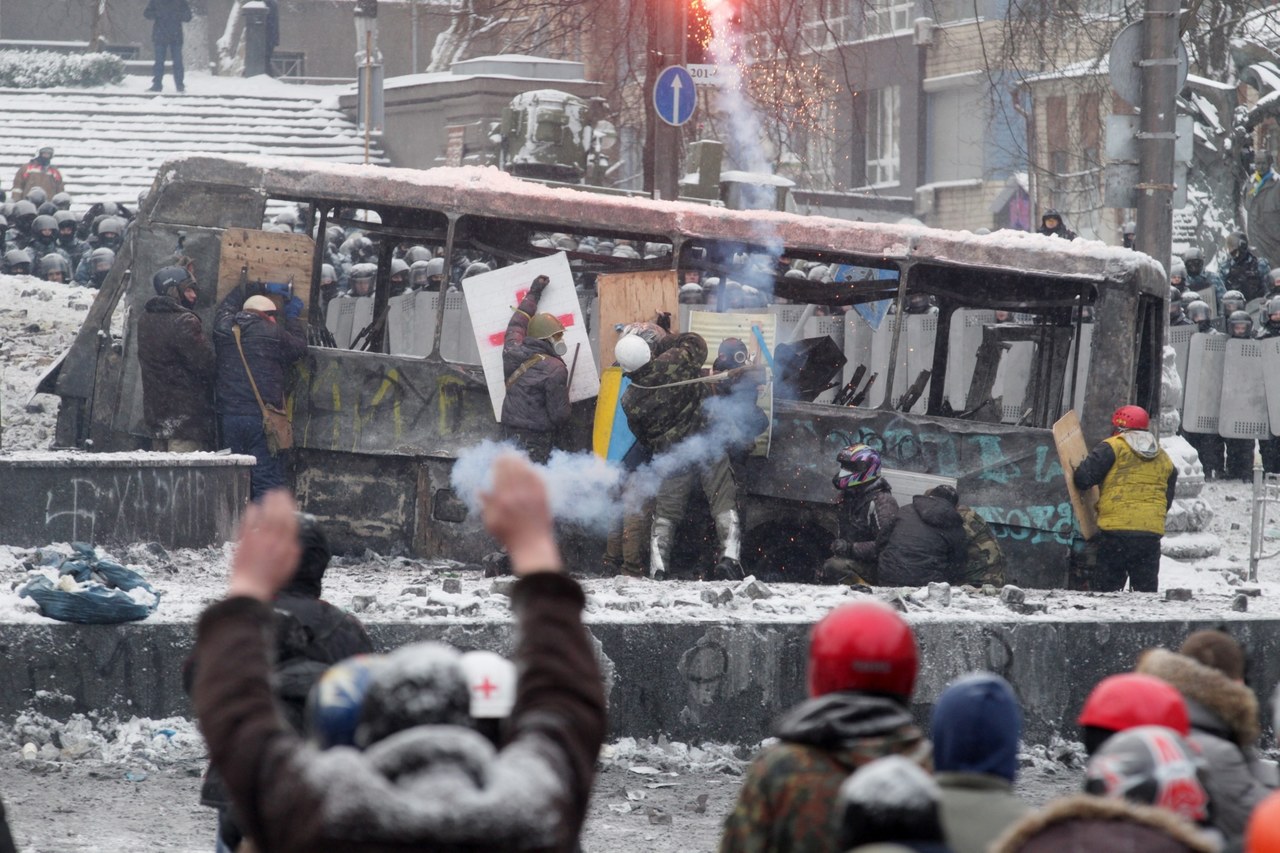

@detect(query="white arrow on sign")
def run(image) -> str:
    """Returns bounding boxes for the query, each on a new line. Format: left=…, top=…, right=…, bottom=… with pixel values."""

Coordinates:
left=671, top=74, right=683, bottom=103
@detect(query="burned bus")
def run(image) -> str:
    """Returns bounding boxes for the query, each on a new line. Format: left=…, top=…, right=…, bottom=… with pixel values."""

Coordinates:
left=52, top=155, right=1167, bottom=587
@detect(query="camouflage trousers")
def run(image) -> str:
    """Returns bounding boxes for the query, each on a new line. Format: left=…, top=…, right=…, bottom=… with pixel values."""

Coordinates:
left=654, top=453, right=737, bottom=522
left=605, top=497, right=653, bottom=576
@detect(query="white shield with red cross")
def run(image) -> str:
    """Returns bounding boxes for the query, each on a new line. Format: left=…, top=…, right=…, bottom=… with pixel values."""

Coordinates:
left=462, top=252, right=600, bottom=421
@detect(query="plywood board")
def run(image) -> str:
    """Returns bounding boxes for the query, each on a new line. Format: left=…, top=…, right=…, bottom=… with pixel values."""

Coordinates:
left=461, top=253, right=600, bottom=421
left=1053, top=410, right=1099, bottom=540
left=597, top=270, right=680, bottom=369
left=216, top=228, right=315, bottom=317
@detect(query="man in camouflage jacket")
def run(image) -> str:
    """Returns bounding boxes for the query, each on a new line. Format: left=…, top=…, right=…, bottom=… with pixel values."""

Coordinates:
left=719, top=601, right=930, bottom=853
left=620, top=331, right=744, bottom=580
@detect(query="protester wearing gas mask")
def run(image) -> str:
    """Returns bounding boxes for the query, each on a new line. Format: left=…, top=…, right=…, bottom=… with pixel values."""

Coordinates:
left=499, top=273, right=571, bottom=464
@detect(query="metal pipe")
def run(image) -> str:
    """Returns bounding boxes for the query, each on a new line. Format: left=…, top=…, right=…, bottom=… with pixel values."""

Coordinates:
left=879, top=262, right=911, bottom=409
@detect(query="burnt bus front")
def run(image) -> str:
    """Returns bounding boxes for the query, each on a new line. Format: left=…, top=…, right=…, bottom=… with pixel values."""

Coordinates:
left=54, top=156, right=1167, bottom=585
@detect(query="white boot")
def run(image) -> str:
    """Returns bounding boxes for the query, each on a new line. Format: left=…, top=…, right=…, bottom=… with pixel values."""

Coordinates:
left=714, top=510, right=744, bottom=580
left=649, top=517, right=675, bottom=580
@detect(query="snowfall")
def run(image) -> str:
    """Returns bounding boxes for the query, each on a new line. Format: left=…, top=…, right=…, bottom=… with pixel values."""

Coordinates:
left=0, top=75, right=1276, bottom=847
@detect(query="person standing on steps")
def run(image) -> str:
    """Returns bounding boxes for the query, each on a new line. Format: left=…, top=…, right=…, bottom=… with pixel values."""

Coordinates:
left=145, top=0, right=193, bottom=93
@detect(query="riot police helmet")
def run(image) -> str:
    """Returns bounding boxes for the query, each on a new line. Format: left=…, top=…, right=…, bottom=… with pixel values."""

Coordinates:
left=1228, top=310, right=1254, bottom=338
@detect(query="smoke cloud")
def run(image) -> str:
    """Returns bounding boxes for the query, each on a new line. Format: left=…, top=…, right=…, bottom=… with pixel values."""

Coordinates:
left=449, top=376, right=769, bottom=536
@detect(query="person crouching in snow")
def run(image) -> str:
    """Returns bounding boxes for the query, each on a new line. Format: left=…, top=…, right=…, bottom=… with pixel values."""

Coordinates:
left=191, top=454, right=606, bottom=853
left=1071, top=405, right=1176, bottom=592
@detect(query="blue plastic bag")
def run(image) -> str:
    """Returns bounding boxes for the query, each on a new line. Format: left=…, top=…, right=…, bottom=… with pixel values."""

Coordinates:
left=19, top=547, right=160, bottom=624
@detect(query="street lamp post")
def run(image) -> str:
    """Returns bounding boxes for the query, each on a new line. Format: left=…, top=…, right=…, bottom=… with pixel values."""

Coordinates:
left=354, top=0, right=385, bottom=164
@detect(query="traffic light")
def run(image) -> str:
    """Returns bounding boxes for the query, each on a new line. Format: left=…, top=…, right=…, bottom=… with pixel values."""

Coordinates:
left=686, top=0, right=713, bottom=64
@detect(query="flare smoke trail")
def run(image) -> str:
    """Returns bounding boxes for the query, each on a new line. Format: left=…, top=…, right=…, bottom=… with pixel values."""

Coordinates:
left=449, top=378, right=768, bottom=536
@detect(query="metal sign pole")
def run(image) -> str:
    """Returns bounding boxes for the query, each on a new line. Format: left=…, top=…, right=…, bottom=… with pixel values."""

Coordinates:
left=1133, top=0, right=1180, bottom=277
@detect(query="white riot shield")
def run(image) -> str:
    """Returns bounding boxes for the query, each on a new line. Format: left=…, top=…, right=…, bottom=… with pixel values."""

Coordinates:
left=866, top=315, right=907, bottom=408
left=1181, top=333, right=1225, bottom=434
left=994, top=341, right=1034, bottom=423
left=1219, top=337, right=1269, bottom=439
left=902, top=313, right=937, bottom=413
left=842, top=310, right=874, bottom=391
left=946, top=309, right=993, bottom=409
left=679, top=304, right=710, bottom=336
left=325, top=295, right=374, bottom=350
left=805, top=315, right=846, bottom=403
left=1262, top=337, right=1280, bottom=436
left=1061, top=323, right=1094, bottom=416
left=440, top=290, right=481, bottom=364
left=386, top=291, right=437, bottom=357
left=769, top=304, right=806, bottom=342
left=1195, top=286, right=1217, bottom=318
left=1168, top=325, right=1196, bottom=406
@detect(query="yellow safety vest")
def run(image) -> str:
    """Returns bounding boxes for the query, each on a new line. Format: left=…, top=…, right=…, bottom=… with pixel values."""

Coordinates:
left=1095, top=434, right=1174, bottom=535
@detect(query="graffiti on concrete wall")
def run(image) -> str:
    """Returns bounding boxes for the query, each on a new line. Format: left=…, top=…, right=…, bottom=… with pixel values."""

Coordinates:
left=40, top=468, right=231, bottom=547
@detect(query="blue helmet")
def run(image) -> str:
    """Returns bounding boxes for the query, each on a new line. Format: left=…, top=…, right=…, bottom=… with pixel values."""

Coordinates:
left=305, top=654, right=383, bottom=749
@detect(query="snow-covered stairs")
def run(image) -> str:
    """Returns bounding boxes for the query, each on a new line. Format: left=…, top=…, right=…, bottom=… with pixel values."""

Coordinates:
left=0, top=85, right=388, bottom=208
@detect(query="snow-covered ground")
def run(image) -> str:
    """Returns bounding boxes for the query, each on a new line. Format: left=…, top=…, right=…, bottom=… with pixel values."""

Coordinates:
left=0, top=272, right=1271, bottom=849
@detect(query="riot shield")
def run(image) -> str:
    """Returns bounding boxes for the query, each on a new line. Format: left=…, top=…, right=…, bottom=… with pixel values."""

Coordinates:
left=440, top=290, right=481, bottom=364
left=994, top=341, right=1034, bottom=423
left=769, top=303, right=807, bottom=342
left=386, top=291, right=437, bottom=357
left=1195, top=286, right=1217, bottom=318
left=901, top=313, right=937, bottom=413
left=1219, top=337, right=1269, bottom=439
left=326, top=296, right=374, bottom=350
left=1168, top=325, right=1196, bottom=406
left=1263, top=336, right=1280, bottom=436
left=1061, top=323, right=1094, bottom=416
left=946, top=309, right=993, bottom=409
left=1181, top=333, right=1225, bottom=434
left=842, top=309, right=875, bottom=393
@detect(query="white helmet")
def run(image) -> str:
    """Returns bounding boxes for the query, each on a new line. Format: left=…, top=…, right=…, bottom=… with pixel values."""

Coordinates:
left=459, top=651, right=517, bottom=720
left=615, top=334, right=653, bottom=373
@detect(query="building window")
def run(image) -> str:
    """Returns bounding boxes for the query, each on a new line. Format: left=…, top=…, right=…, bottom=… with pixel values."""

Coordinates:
left=801, top=0, right=853, bottom=48
left=866, top=86, right=901, bottom=187
left=928, top=86, right=984, bottom=182
left=866, top=0, right=915, bottom=38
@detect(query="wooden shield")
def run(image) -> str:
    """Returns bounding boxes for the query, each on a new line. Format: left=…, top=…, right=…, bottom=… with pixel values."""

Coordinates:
left=1053, top=409, right=1099, bottom=540
left=216, top=228, right=315, bottom=316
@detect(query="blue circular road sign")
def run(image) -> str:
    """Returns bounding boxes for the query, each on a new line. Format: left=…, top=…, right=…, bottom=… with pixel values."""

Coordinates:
left=653, top=66, right=697, bottom=127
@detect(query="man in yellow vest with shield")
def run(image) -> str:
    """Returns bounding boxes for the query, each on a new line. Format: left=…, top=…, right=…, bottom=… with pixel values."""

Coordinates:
left=1072, top=405, right=1177, bottom=592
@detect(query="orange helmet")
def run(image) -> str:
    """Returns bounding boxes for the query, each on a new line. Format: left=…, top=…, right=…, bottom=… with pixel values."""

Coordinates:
left=1112, top=405, right=1149, bottom=431
left=1246, top=791, right=1280, bottom=852
left=808, top=601, right=918, bottom=701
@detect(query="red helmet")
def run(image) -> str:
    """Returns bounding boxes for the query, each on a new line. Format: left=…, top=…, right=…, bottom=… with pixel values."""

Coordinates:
left=808, top=601, right=918, bottom=700
left=1112, top=405, right=1149, bottom=431
left=1077, top=674, right=1190, bottom=736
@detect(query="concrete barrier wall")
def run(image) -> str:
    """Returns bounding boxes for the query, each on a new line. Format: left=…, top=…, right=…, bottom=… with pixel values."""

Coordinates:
left=0, top=453, right=253, bottom=549
left=6, top=615, right=1278, bottom=746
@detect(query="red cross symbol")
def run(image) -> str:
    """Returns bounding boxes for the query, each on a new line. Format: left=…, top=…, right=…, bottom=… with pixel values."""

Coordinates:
left=474, top=677, right=499, bottom=699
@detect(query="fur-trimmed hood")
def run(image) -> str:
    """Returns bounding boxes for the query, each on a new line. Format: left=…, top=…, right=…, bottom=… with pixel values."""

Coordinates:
left=1136, top=648, right=1260, bottom=747
left=990, top=794, right=1219, bottom=853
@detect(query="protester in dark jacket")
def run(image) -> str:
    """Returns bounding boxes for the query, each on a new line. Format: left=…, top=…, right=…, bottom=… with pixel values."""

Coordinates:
left=620, top=331, right=743, bottom=580
left=144, top=0, right=192, bottom=92
left=721, top=602, right=929, bottom=853
left=213, top=285, right=307, bottom=498
left=876, top=486, right=966, bottom=587
left=192, top=455, right=606, bottom=853
left=137, top=265, right=216, bottom=451
left=839, top=756, right=953, bottom=853
left=931, top=673, right=1030, bottom=853
left=500, top=273, right=571, bottom=464
left=1137, top=641, right=1274, bottom=844
left=200, top=512, right=376, bottom=852
left=822, top=444, right=899, bottom=585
